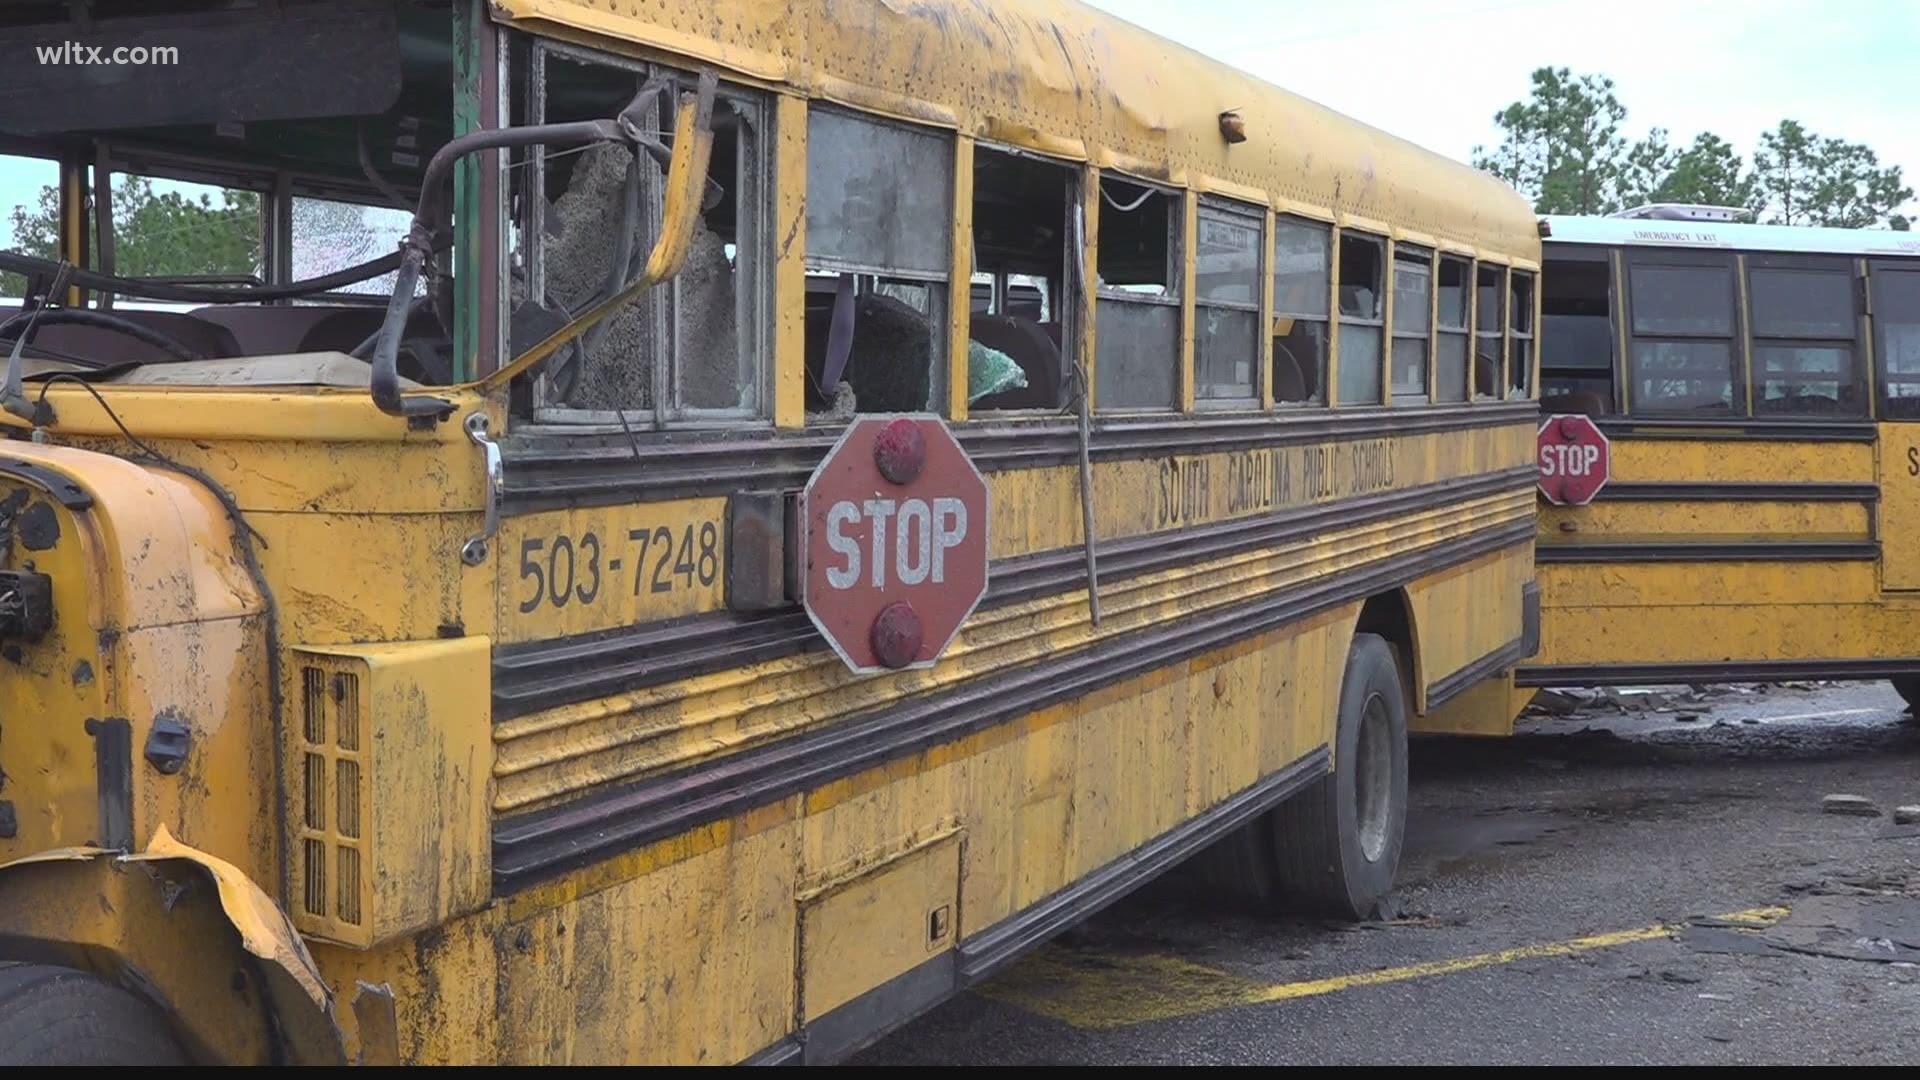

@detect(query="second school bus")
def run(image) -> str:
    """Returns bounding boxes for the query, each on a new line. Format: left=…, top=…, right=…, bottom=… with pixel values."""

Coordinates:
left=0, top=0, right=1537, bottom=1064
left=1527, top=209, right=1920, bottom=709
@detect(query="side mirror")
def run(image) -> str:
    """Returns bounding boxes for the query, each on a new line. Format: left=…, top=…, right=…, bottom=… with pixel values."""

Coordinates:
left=480, top=71, right=718, bottom=394
left=370, top=70, right=718, bottom=419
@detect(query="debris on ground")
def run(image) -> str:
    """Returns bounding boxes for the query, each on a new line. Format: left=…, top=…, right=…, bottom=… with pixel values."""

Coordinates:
left=1682, top=896, right=1920, bottom=966
left=1821, top=794, right=1881, bottom=817
left=1529, top=689, right=1591, bottom=715
left=1895, top=806, right=1920, bottom=826
left=1520, top=680, right=1861, bottom=722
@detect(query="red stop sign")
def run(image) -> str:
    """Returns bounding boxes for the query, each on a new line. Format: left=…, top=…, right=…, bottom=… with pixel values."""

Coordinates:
left=801, top=415, right=991, bottom=674
left=1537, top=413, right=1612, bottom=506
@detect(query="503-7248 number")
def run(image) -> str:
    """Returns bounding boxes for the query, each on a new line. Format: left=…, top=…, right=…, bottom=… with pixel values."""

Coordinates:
left=518, top=522, right=719, bottom=613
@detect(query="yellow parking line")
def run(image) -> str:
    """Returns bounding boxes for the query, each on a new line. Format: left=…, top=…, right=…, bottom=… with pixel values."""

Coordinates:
left=1247, top=906, right=1786, bottom=1004
left=978, top=906, right=1788, bottom=1029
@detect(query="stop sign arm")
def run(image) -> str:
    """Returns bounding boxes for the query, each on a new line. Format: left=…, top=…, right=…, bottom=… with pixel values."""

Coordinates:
left=802, top=416, right=992, bottom=675
left=1536, top=413, right=1612, bottom=507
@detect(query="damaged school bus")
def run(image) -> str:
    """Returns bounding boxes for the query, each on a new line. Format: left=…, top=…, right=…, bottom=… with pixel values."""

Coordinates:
left=0, top=0, right=1539, bottom=1064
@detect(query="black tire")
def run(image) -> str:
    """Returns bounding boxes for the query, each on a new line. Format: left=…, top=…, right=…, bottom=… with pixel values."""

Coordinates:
left=0, top=962, right=188, bottom=1066
left=1188, top=632, right=1409, bottom=919
left=1893, top=677, right=1920, bottom=714
left=1271, top=632, right=1408, bottom=919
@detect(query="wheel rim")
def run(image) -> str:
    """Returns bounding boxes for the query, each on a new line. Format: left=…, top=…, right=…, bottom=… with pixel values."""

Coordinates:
left=1355, top=690, right=1393, bottom=863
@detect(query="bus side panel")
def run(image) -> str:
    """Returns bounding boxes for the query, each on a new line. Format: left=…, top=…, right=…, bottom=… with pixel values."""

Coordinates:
left=1407, top=545, right=1533, bottom=735
left=1880, top=422, right=1920, bottom=591
left=310, top=609, right=1350, bottom=1064
left=1527, top=431, right=1920, bottom=679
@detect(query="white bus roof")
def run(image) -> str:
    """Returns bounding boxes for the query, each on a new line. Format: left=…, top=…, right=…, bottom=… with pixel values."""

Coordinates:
left=1541, top=214, right=1920, bottom=259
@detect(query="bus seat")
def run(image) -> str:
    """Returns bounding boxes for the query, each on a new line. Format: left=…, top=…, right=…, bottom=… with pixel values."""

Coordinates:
left=298, top=306, right=455, bottom=384
left=297, top=306, right=452, bottom=356
left=191, top=305, right=359, bottom=357
left=968, top=313, right=1061, bottom=410
left=1, top=306, right=243, bottom=367
left=1556, top=390, right=1610, bottom=416
left=296, top=308, right=391, bottom=355
left=839, top=292, right=934, bottom=414
left=1272, top=340, right=1308, bottom=403
left=1473, top=350, right=1500, bottom=398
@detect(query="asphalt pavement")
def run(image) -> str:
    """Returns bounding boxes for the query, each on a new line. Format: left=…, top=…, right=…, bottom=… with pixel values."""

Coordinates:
left=856, top=681, right=1920, bottom=1065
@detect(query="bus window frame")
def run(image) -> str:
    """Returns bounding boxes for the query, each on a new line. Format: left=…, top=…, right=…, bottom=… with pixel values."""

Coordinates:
left=1508, top=267, right=1535, bottom=401
left=1536, top=244, right=1616, bottom=413
left=804, top=106, right=957, bottom=422
left=1192, top=194, right=1265, bottom=409
left=1473, top=260, right=1507, bottom=402
left=522, top=36, right=775, bottom=430
left=1270, top=213, right=1333, bottom=409
left=1621, top=248, right=1746, bottom=418
left=6, top=137, right=422, bottom=305
left=1334, top=227, right=1387, bottom=407
left=965, top=139, right=1084, bottom=417
left=1388, top=241, right=1433, bottom=405
left=1743, top=252, right=1868, bottom=418
left=1871, top=258, right=1920, bottom=421
left=1433, top=251, right=1473, bottom=404
left=0, top=146, right=74, bottom=300
left=1092, top=173, right=1184, bottom=414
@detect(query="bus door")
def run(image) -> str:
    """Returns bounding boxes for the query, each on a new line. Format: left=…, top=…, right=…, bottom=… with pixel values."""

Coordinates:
left=1873, top=260, right=1920, bottom=590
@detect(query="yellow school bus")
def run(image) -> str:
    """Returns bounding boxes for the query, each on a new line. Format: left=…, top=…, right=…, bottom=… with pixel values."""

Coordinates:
left=1528, top=208, right=1920, bottom=705
left=0, top=0, right=1538, bottom=1064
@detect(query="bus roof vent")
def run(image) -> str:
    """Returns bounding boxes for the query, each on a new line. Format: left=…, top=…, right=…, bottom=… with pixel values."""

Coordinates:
left=1612, top=203, right=1752, bottom=223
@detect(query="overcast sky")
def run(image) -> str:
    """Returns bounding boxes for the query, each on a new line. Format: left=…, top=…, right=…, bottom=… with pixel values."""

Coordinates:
left=4, top=0, right=1916, bottom=247
left=1084, top=0, right=1919, bottom=216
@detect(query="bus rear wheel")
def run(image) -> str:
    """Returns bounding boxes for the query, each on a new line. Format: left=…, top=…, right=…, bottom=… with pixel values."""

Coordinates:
left=1893, top=677, right=1920, bottom=714
left=0, top=962, right=188, bottom=1066
left=1193, top=632, right=1408, bottom=920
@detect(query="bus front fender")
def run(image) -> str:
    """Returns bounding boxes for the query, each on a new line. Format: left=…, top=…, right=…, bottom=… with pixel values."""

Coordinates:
left=0, top=825, right=345, bottom=1065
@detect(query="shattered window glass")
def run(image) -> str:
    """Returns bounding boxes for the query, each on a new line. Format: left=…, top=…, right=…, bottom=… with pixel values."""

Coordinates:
left=519, top=46, right=767, bottom=424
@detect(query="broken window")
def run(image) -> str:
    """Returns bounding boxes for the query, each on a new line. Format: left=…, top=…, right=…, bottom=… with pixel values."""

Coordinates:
left=1435, top=255, right=1471, bottom=403
left=290, top=197, right=414, bottom=298
left=1336, top=231, right=1384, bottom=406
left=1193, top=199, right=1261, bottom=405
left=516, top=43, right=768, bottom=425
left=1390, top=245, right=1431, bottom=403
left=1509, top=269, right=1534, bottom=400
left=968, top=145, right=1076, bottom=411
left=1094, top=177, right=1180, bottom=411
left=1474, top=263, right=1505, bottom=400
left=1540, top=251, right=1613, bottom=414
left=1272, top=217, right=1329, bottom=406
left=803, top=108, right=952, bottom=420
